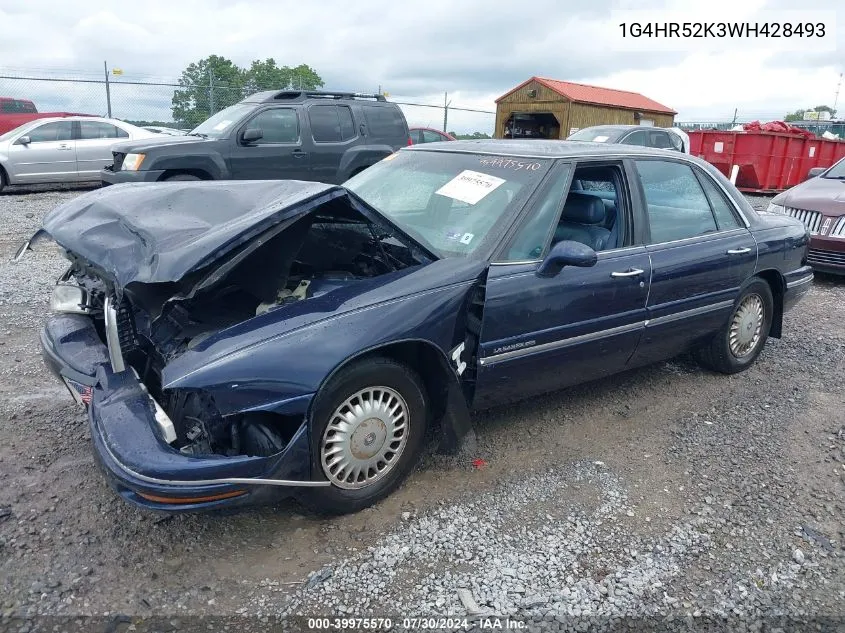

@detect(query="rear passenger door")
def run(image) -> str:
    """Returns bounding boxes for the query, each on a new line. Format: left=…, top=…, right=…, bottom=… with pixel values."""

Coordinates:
left=75, top=120, right=129, bottom=180
left=628, top=158, right=757, bottom=366
left=228, top=107, right=311, bottom=180
left=307, top=104, right=359, bottom=183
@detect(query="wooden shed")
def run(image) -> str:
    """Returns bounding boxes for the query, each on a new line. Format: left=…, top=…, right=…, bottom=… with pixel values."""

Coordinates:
left=494, top=76, right=676, bottom=139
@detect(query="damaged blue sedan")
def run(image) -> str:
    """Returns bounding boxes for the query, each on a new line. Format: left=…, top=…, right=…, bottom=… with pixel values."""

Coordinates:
left=21, top=141, right=813, bottom=514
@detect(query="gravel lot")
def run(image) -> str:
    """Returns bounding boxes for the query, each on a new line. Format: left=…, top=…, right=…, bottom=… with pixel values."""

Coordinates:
left=0, top=186, right=843, bottom=631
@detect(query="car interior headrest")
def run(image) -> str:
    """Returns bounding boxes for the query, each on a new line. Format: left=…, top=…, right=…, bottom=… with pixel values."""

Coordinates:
left=561, top=192, right=606, bottom=225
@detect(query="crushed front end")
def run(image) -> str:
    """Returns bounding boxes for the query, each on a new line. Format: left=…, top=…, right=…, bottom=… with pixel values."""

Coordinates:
left=40, top=285, right=324, bottom=510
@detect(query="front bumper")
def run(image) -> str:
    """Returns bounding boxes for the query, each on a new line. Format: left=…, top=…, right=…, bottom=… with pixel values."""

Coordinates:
left=783, top=265, right=814, bottom=312
left=40, top=314, right=325, bottom=512
left=100, top=167, right=166, bottom=185
left=806, top=235, right=845, bottom=275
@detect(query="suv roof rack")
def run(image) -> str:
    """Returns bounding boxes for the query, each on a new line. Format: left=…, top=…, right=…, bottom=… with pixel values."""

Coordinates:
left=247, top=90, right=387, bottom=103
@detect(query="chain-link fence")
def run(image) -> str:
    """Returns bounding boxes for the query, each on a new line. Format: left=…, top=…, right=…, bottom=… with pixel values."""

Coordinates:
left=0, top=69, right=496, bottom=135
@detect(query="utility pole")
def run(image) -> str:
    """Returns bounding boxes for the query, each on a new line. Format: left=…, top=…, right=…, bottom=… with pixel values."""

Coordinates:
left=833, top=73, right=843, bottom=118
left=103, top=61, right=112, bottom=118
left=208, top=70, right=215, bottom=116
left=443, top=92, right=451, bottom=132
left=730, top=108, right=738, bottom=127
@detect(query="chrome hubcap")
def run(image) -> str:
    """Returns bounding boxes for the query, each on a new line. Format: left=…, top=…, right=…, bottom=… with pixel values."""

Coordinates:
left=729, top=293, right=764, bottom=358
left=320, top=386, right=409, bottom=490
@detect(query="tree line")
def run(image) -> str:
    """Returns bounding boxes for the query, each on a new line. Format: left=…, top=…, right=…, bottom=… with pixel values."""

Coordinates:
left=171, top=55, right=324, bottom=128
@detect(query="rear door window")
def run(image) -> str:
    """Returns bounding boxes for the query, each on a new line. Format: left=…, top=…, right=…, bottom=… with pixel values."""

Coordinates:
left=363, top=105, right=407, bottom=141
left=309, top=105, right=357, bottom=143
left=79, top=121, right=129, bottom=139
left=635, top=159, right=718, bottom=243
left=422, top=130, right=447, bottom=143
left=623, top=130, right=647, bottom=146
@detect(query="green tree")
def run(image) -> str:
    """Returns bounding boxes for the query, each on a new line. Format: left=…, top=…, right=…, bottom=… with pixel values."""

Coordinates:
left=171, top=55, right=245, bottom=128
left=451, top=131, right=493, bottom=140
left=784, top=105, right=837, bottom=122
left=171, top=56, right=324, bottom=128
left=242, top=59, right=324, bottom=95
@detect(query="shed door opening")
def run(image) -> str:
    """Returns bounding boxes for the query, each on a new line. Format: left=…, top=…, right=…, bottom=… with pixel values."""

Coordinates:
left=504, top=113, right=560, bottom=139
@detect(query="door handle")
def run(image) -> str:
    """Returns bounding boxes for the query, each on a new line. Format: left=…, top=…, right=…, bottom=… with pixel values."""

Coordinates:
left=611, top=268, right=644, bottom=278
left=58, top=144, right=72, bottom=150
left=292, top=150, right=307, bottom=159
left=726, top=247, right=751, bottom=255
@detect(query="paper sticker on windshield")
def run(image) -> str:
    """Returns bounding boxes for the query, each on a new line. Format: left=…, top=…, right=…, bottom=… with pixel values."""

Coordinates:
left=212, top=120, right=232, bottom=131
left=460, top=233, right=474, bottom=245
left=445, top=230, right=463, bottom=241
left=435, top=170, right=505, bottom=205
left=592, top=135, right=609, bottom=142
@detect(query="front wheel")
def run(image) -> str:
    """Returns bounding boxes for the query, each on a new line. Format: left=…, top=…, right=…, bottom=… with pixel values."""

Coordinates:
left=695, top=278, right=774, bottom=374
left=298, top=357, right=428, bottom=515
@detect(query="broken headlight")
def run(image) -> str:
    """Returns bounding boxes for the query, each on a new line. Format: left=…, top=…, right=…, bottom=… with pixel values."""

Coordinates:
left=50, top=283, right=91, bottom=314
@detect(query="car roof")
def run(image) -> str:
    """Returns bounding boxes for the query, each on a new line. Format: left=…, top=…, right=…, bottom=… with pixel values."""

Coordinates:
left=21, top=116, right=122, bottom=124
left=404, top=139, right=685, bottom=159
left=242, top=90, right=388, bottom=104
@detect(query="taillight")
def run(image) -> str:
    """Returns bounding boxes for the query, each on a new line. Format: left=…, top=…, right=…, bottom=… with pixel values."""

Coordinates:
left=407, top=137, right=413, bottom=146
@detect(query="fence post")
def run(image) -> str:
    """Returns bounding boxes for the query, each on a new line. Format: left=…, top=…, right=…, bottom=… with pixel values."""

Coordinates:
left=208, top=71, right=215, bottom=117
left=104, top=61, right=112, bottom=118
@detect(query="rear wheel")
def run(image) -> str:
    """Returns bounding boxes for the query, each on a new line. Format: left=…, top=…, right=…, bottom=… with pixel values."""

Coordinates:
left=298, top=357, right=427, bottom=515
left=0, top=167, right=7, bottom=193
left=695, top=278, right=773, bottom=374
left=163, top=174, right=202, bottom=181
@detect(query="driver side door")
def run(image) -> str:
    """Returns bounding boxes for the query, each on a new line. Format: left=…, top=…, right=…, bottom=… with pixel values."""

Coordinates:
left=472, top=160, right=652, bottom=409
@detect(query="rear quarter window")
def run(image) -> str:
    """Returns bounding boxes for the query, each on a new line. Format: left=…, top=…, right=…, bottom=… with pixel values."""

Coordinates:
left=363, top=105, right=408, bottom=143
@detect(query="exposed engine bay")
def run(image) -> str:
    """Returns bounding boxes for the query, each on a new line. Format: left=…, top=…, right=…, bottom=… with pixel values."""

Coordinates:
left=55, top=197, right=426, bottom=460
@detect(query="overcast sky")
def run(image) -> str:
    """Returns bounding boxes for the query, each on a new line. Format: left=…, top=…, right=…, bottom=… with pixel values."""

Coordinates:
left=0, top=0, right=841, bottom=132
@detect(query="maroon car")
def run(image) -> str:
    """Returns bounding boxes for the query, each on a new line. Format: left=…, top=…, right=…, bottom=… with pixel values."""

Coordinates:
left=767, top=157, right=845, bottom=275
left=409, top=127, right=455, bottom=144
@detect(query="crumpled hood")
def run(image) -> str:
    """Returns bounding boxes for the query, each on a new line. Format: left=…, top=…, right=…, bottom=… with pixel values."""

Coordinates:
left=38, top=180, right=348, bottom=287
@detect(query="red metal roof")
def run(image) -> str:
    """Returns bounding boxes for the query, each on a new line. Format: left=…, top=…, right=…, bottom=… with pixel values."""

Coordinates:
left=496, top=76, right=676, bottom=115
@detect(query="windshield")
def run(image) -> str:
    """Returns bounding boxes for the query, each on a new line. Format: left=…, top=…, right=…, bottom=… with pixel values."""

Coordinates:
left=567, top=127, right=623, bottom=143
left=823, top=157, right=845, bottom=178
left=188, top=103, right=257, bottom=138
left=344, top=150, right=551, bottom=258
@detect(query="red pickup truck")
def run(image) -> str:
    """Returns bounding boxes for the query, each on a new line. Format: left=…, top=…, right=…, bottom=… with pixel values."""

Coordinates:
left=0, top=97, right=96, bottom=135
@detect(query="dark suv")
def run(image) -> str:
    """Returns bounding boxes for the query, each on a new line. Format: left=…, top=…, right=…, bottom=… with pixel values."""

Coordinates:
left=101, top=91, right=410, bottom=185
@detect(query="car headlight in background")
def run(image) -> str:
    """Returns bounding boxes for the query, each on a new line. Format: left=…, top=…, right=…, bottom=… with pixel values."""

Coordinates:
left=122, top=153, right=146, bottom=171
left=766, top=203, right=785, bottom=214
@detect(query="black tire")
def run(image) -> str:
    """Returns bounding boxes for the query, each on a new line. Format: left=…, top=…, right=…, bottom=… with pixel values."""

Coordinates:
left=298, top=357, right=428, bottom=515
left=695, top=278, right=774, bottom=375
left=0, top=167, right=7, bottom=193
left=163, top=174, right=202, bottom=181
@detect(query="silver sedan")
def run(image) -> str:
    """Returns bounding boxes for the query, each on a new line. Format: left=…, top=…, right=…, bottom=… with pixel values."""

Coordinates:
left=0, top=116, right=157, bottom=192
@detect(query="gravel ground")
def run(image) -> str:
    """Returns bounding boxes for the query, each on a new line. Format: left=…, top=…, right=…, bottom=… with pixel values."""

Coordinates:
left=0, top=187, right=843, bottom=632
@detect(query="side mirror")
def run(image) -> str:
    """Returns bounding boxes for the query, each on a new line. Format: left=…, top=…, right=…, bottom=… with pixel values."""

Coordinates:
left=806, top=167, right=825, bottom=179
left=241, top=128, right=263, bottom=144
left=16, top=135, right=31, bottom=145
left=536, top=240, right=598, bottom=278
